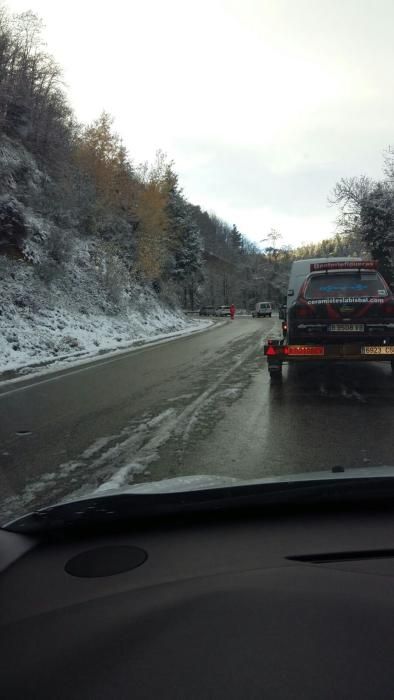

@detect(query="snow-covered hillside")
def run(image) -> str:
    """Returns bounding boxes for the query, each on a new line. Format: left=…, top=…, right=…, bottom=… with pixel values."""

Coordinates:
left=0, top=136, right=210, bottom=378
left=0, top=246, right=210, bottom=378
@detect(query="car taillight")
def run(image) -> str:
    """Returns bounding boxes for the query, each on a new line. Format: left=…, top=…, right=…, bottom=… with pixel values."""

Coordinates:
left=383, top=302, right=394, bottom=314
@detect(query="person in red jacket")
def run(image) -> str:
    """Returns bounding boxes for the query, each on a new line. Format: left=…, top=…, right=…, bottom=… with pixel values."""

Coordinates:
left=229, top=303, right=236, bottom=320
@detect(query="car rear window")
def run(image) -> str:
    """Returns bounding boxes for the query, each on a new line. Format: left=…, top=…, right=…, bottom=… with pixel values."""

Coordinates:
left=304, top=272, right=388, bottom=299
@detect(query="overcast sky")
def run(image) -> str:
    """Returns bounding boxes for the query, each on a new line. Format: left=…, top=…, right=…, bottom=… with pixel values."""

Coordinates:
left=5, top=0, right=394, bottom=247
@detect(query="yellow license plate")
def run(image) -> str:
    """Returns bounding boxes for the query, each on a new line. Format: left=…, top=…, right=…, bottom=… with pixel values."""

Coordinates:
left=361, top=346, right=394, bottom=354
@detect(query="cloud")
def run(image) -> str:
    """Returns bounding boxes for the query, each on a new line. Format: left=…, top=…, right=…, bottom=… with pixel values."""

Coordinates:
left=7, top=0, right=394, bottom=246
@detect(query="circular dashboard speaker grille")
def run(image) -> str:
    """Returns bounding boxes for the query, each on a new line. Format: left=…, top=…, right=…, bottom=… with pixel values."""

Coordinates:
left=65, top=545, right=147, bottom=578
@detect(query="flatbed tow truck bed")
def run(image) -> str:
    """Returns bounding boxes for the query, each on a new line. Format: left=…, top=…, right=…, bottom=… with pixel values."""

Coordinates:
left=267, top=258, right=394, bottom=380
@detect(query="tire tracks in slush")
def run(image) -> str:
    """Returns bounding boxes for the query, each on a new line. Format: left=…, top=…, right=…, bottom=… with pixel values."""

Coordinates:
left=1, top=321, right=279, bottom=520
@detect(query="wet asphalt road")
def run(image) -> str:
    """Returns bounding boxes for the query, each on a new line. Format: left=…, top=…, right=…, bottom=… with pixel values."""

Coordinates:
left=0, top=316, right=393, bottom=521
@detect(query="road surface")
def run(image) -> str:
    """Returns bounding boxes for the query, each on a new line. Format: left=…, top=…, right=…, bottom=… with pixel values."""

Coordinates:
left=0, top=316, right=393, bottom=522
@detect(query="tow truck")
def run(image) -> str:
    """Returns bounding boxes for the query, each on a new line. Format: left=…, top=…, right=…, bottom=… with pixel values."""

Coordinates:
left=264, top=259, right=394, bottom=380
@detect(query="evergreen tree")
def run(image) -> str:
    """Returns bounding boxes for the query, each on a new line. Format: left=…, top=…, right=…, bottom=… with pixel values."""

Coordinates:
left=230, top=224, right=243, bottom=253
left=164, top=169, right=203, bottom=307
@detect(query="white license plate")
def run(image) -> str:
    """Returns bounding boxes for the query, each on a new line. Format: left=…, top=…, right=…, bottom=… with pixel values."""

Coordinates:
left=328, top=324, right=364, bottom=332
left=361, top=346, right=394, bottom=355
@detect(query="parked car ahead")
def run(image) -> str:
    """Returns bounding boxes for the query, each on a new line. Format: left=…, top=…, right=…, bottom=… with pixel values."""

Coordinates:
left=199, top=306, right=216, bottom=316
left=215, top=306, right=232, bottom=317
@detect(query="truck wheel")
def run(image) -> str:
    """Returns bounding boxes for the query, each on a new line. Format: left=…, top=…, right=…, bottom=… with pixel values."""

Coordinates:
left=269, top=366, right=282, bottom=381
left=269, top=313, right=272, bottom=317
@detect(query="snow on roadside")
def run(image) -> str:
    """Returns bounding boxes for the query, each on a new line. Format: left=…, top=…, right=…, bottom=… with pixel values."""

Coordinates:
left=0, top=248, right=214, bottom=380
left=0, top=305, right=213, bottom=382
left=0, top=319, right=214, bottom=388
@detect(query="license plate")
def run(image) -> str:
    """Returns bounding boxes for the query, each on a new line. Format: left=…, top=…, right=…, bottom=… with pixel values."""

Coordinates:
left=328, top=324, right=364, bottom=332
left=361, top=346, right=394, bottom=355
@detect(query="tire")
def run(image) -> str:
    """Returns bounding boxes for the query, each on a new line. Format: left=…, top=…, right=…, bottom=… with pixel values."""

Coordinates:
left=269, top=313, right=272, bottom=317
left=269, top=367, right=282, bottom=382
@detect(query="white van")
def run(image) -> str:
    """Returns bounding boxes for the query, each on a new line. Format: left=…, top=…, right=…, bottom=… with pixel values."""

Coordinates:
left=252, top=301, right=272, bottom=318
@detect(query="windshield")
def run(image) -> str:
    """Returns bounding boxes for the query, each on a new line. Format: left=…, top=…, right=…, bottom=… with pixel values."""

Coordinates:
left=304, top=273, right=388, bottom=299
left=1, top=1, right=394, bottom=528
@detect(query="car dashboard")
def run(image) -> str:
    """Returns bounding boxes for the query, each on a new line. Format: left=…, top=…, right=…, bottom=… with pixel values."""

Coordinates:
left=2, top=504, right=394, bottom=699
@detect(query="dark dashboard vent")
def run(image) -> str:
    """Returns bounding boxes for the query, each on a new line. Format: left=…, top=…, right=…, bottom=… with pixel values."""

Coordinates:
left=287, top=548, right=394, bottom=564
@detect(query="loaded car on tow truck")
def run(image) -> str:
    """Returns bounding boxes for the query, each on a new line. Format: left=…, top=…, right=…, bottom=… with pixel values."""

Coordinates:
left=264, top=258, right=394, bottom=379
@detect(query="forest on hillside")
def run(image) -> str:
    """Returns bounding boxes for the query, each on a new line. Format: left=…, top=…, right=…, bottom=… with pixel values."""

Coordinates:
left=1, top=6, right=393, bottom=318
